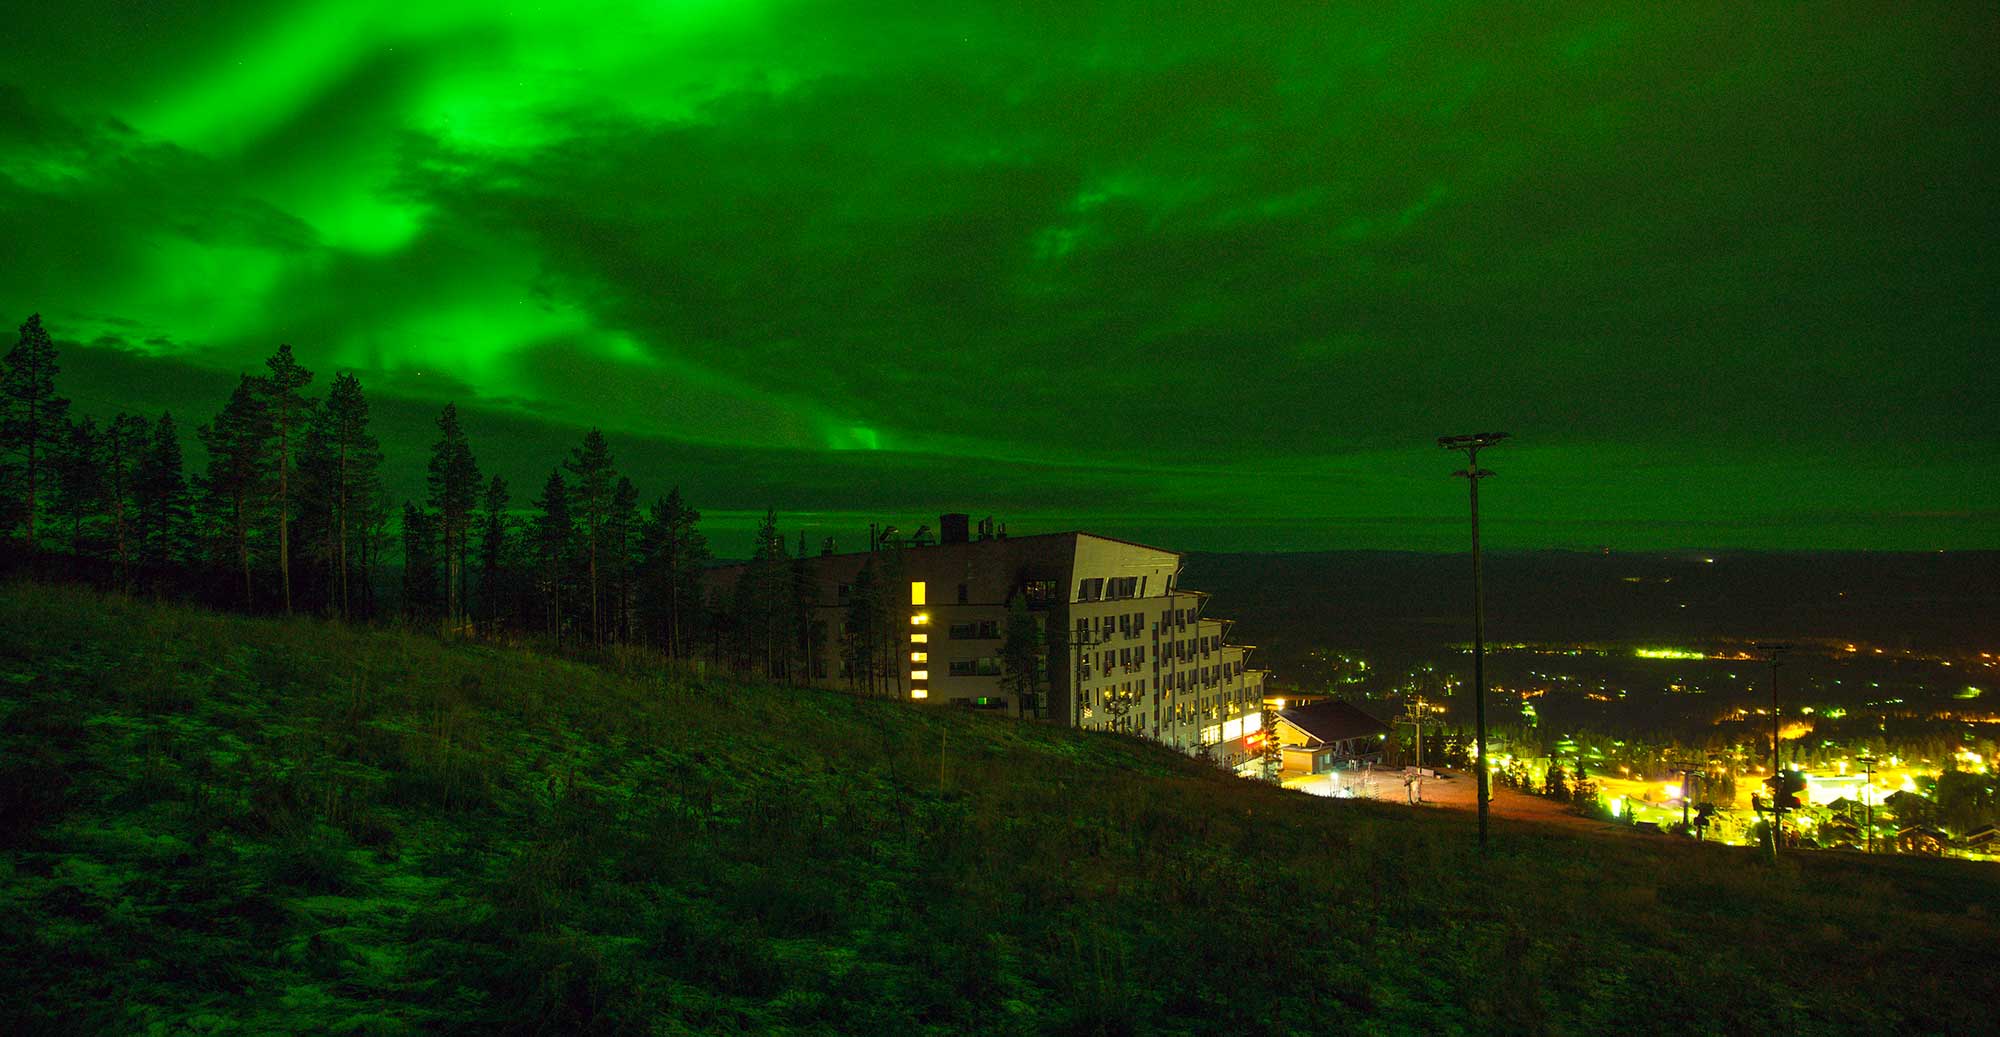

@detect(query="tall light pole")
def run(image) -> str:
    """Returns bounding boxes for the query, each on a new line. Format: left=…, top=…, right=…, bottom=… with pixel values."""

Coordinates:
left=1439, top=431, right=1507, bottom=848
left=1755, top=641, right=1792, bottom=860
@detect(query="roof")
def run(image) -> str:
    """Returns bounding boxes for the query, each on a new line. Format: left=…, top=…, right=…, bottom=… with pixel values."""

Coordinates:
left=1277, top=700, right=1391, bottom=745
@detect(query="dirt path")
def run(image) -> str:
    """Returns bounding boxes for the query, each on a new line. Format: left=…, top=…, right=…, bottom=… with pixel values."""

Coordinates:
left=1288, top=768, right=1622, bottom=831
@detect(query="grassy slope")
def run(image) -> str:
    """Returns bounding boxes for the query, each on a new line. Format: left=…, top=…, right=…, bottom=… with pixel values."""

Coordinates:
left=1, top=585, right=1996, bottom=1036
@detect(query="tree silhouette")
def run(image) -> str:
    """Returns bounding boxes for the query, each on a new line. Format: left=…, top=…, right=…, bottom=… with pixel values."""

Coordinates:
left=564, top=429, right=616, bottom=644
left=305, top=373, right=380, bottom=619
left=401, top=502, right=441, bottom=621
left=2, top=314, right=70, bottom=546
left=1001, top=594, right=1044, bottom=713
left=531, top=470, right=575, bottom=642
left=638, top=488, right=706, bottom=658
left=426, top=404, right=480, bottom=632
left=260, top=345, right=313, bottom=613
left=478, top=474, right=513, bottom=635
left=51, top=415, right=102, bottom=556
left=133, top=413, right=189, bottom=574
left=198, top=377, right=272, bottom=607
left=101, top=413, right=150, bottom=579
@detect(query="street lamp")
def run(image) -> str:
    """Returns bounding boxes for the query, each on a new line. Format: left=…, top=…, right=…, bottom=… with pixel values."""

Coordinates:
left=1439, top=431, right=1507, bottom=848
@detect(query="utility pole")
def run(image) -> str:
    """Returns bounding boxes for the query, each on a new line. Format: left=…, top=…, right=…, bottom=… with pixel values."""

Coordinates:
left=1755, top=641, right=1792, bottom=860
left=1401, top=695, right=1428, bottom=804
left=1440, top=432, right=1507, bottom=848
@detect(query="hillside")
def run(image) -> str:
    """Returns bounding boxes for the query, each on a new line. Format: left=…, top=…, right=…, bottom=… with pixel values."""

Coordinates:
left=2, top=585, right=1996, bottom=1035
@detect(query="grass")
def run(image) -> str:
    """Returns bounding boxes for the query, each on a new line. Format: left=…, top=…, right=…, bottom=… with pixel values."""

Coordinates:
left=1, top=582, right=1996, bottom=1035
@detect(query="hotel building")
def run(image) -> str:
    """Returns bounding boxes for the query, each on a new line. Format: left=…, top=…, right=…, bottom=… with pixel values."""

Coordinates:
left=705, top=514, right=1269, bottom=764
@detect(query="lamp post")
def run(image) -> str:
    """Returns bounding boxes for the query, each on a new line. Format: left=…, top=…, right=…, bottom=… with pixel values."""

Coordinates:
left=1439, top=431, right=1507, bottom=848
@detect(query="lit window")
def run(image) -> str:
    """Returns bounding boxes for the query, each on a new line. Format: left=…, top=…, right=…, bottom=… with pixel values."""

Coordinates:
left=910, top=581, right=926, bottom=606
left=912, top=688, right=928, bottom=700
left=911, top=613, right=930, bottom=625
left=911, top=651, right=927, bottom=663
left=911, top=670, right=929, bottom=681
left=911, top=633, right=928, bottom=643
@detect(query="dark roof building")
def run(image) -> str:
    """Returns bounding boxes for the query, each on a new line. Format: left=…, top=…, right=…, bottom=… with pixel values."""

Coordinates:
left=1278, top=700, right=1392, bottom=745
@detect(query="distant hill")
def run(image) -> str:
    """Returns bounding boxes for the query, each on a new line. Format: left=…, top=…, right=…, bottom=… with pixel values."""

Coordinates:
left=1182, top=550, right=2000, bottom=677
left=2, top=584, right=1996, bottom=1033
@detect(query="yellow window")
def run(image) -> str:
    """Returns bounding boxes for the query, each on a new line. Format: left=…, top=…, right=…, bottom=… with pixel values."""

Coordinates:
left=910, top=581, right=926, bottom=606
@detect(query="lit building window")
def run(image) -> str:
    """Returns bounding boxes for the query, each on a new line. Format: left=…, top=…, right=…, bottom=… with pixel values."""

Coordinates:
left=910, top=581, right=926, bottom=606
left=911, top=613, right=930, bottom=625
left=911, top=633, right=928, bottom=643
left=911, top=651, right=927, bottom=663
left=911, top=670, right=929, bottom=681
left=912, top=688, right=928, bottom=700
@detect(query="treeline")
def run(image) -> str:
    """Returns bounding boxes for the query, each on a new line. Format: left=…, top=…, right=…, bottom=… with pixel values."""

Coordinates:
left=0, top=313, right=748, bottom=663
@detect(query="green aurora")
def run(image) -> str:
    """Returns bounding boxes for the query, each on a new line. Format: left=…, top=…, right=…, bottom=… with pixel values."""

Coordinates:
left=2, top=2, right=1995, bottom=553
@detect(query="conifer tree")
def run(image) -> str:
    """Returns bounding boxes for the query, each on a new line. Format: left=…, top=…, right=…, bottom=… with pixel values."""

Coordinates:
left=259, top=345, right=313, bottom=613
left=51, top=416, right=102, bottom=556
left=101, top=413, right=150, bottom=578
left=1, top=314, right=70, bottom=546
left=736, top=508, right=790, bottom=674
left=478, top=474, right=512, bottom=635
left=604, top=476, right=640, bottom=643
left=563, top=429, right=615, bottom=643
left=637, top=487, right=707, bottom=658
left=531, top=470, right=575, bottom=642
left=425, top=404, right=480, bottom=631
left=133, top=413, right=189, bottom=573
left=197, top=377, right=272, bottom=607
left=314, top=374, right=381, bottom=618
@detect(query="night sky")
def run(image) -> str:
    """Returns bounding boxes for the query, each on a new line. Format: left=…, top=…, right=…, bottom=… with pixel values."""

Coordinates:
left=4, top=3, right=1995, bottom=553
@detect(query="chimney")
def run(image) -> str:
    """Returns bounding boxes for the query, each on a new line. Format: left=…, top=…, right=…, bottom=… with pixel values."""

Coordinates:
left=940, top=513, right=971, bottom=545
left=820, top=536, right=837, bottom=557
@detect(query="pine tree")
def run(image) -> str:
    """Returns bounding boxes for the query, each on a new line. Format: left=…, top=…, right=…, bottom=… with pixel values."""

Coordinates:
left=531, top=471, right=575, bottom=642
left=197, top=377, right=272, bottom=607
left=101, top=413, right=150, bottom=578
left=401, top=502, right=442, bottom=622
left=735, top=508, right=790, bottom=674
left=1, top=314, right=70, bottom=546
left=313, top=374, right=381, bottom=619
left=563, top=429, right=615, bottom=644
left=133, top=413, right=189, bottom=573
left=478, top=474, right=512, bottom=635
left=425, top=404, right=480, bottom=632
left=259, top=344, right=313, bottom=613
left=637, top=488, right=707, bottom=658
left=604, top=476, right=640, bottom=643
left=51, top=416, right=103, bottom=556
